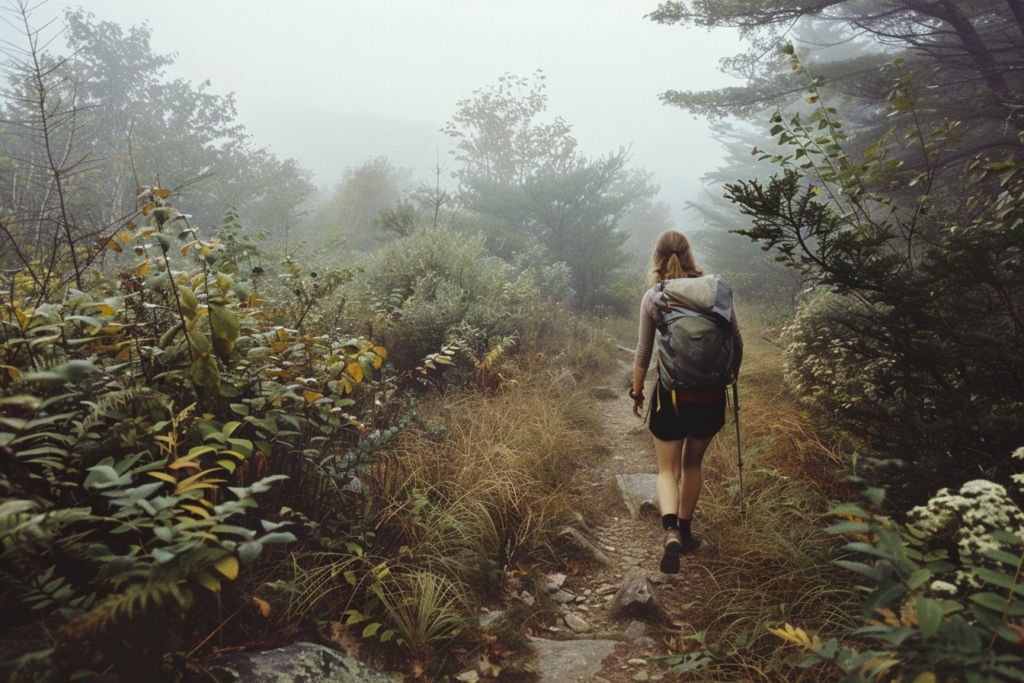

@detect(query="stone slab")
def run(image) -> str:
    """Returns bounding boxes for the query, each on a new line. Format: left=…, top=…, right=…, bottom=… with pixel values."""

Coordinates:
left=195, top=642, right=397, bottom=683
left=615, top=473, right=660, bottom=519
left=530, top=637, right=618, bottom=683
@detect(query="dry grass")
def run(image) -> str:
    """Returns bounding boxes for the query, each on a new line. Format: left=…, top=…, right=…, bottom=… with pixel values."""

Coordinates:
left=671, top=311, right=861, bottom=681
left=376, top=374, right=599, bottom=583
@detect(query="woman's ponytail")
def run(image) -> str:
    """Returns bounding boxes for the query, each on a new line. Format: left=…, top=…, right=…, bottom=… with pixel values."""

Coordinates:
left=647, top=230, right=704, bottom=286
left=664, top=253, right=685, bottom=280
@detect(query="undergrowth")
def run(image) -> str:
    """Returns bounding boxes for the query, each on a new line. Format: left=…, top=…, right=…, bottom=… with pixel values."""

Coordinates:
left=249, top=354, right=609, bottom=679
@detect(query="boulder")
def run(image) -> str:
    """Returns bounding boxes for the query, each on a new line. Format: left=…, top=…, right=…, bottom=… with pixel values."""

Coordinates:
left=194, top=642, right=396, bottom=683
left=614, top=474, right=660, bottom=520
left=560, top=526, right=611, bottom=563
left=529, top=637, right=617, bottom=683
left=563, top=613, right=592, bottom=633
left=610, top=567, right=665, bottom=619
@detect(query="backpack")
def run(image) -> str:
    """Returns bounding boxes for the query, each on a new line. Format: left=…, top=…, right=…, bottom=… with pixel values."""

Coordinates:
left=653, top=274, right=735, bottom=398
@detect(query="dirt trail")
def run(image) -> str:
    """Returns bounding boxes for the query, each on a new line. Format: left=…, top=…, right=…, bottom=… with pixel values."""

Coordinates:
left=533, top=361, right=719, bottom=682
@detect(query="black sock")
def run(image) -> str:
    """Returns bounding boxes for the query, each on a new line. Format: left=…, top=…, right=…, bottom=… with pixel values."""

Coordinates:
left=662, top=514, right=679, bottom=531
left=678, top=518, right=692, bottom=538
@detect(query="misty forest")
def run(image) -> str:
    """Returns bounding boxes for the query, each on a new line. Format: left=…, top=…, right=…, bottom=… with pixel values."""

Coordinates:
left=1, top=0, right=1024, bottom=681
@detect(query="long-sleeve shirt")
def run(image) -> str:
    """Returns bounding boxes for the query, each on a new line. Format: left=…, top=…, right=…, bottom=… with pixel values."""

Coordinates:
left=634, top=285, right=743, bottom=377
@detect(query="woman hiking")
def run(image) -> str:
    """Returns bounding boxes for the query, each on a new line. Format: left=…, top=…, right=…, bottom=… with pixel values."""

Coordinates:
left=630, top=230, right=743, bottom=574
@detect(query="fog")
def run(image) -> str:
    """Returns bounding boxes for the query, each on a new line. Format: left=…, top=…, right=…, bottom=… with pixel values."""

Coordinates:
left=3, top=0, right=741, bottom=221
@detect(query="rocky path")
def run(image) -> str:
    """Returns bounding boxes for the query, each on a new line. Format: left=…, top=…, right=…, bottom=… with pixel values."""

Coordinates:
left=527, top=363, right=717, bottom=683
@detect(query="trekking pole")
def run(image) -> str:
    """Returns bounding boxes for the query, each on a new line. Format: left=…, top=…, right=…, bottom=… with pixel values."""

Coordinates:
left=732, top=382, right=746, bottom=515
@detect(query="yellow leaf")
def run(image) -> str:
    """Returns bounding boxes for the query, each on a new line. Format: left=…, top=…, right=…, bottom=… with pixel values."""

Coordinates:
left=806, top=96, right=819, bottom=104
left=90, top=303, right=116, bottom=317
left=790, top=59, right=799, bottom=70
left=135, top=260, right=152, bottom=276
left=153, top=188, right=171, bottom=199
left=181, top=241, right=197, bottom=256
left=372, top=346, right=387, bottom=359
left=346, top=363, right=363, bottom=383
left=2, top=365, right=21, bottom=380
left=99, top=236, right=122, bottom=252
left=148, top=472, right=177, bottom=484
left=196, top=572, right=221, bottom=592
left=187, top=308, right=209, bottom=331
left=175, top=467, right=222, bottom=490
left=141, top=202, right=155, bottom=215
left=304, top=390, right=324, bottom=403
left=177, top=480, right=223, bottom=493
left=434, top=356, right=454, bottom=366
left=181, top=504, right=211, bottom=518
left=214, top=554, right=239, bottom=580
left=252, top=596, right=271, bottom=617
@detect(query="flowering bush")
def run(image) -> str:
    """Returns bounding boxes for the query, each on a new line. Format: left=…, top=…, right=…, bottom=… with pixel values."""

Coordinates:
left=771, top=449, right=1024, bottom=681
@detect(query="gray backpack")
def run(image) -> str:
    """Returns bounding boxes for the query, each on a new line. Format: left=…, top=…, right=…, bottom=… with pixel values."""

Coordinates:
left=653, top=274, right=735, bottom=394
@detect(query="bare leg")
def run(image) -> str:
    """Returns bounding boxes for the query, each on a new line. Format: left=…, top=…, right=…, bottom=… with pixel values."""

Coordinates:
left=678, top=435, right=713, bottom=520
left=654, top=437, right=683, bottom=516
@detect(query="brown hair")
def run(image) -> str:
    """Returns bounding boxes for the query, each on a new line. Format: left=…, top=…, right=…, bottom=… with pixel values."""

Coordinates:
left=647, top=230, right=703, bottom=286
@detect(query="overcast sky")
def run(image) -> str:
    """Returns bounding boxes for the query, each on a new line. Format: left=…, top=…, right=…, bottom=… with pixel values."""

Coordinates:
left=4, top=0, right=744, bottom=220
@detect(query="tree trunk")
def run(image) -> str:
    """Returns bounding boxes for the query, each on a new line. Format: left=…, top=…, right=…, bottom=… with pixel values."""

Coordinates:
left=1005, top=0, right=1024, bottom=35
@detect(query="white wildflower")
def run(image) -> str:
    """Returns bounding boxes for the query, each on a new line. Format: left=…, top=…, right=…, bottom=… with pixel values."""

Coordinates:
left=909, top=479, right=1024, bottom=591
left=929, top=580, right=958, bottom=596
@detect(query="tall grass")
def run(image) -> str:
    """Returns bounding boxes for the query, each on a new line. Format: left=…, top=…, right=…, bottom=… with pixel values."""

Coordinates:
left=671, top=311, right=861, bottom=681
left=375, top=375, right=598, bottom=583
left=270, top=356, right=608, bottom=676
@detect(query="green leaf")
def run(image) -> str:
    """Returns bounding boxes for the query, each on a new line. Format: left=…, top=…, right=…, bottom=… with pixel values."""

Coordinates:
left=907, top=569, right=932, bottom=590
left=362, top=622, right=381, bottom=638
left=834, top=560, right=885, bottom=580
left=209, top=303, right=240, bottom=357
left=969, top=591, right=1018, bottom=614
left=830, top=502, right=870, bottom=518
left=989, top=530, right=1024, bottom=546
left=916, top=596, right=943, bottom=639
left=827, top=521, right=870, bottom=535
left=863, top=487, right=886, bottom=507
left=191, top=354, right=220, bottom=393
left=238, top=541, right=262, bottom=565
left=980, top=548, right=1024, bottom=566
left=258, top=532, right=296, bottom=545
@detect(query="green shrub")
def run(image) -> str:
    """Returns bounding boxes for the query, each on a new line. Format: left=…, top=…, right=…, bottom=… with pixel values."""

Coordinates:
left=726, top=60, right=1024, bottom=506
left=775, top=459, right=1024, bottom=682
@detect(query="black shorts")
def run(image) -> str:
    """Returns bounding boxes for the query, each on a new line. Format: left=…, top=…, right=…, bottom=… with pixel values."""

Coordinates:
left=648, top=386, right=727, bottom=441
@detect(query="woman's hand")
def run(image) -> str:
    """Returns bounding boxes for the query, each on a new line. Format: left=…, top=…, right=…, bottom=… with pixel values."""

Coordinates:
left=629, top=387, right=644, bottom=419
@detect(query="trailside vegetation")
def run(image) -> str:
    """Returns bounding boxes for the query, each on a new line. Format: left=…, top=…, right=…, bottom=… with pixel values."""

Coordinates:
left=0, top=6, right=621, bottom=681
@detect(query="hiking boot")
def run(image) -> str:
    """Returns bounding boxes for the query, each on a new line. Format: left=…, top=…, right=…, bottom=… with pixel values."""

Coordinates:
left=679, top=534, right=700, bottom=555
left=659, top=529, right=682, bottom=574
